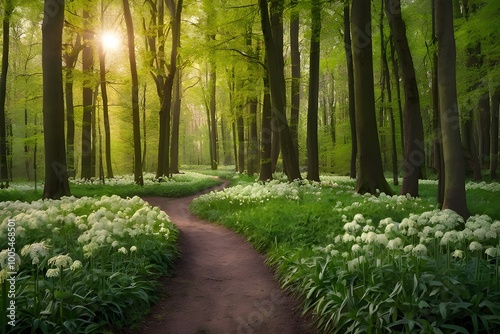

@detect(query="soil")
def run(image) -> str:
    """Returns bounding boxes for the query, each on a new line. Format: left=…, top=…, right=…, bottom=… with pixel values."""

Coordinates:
left=138, top=182, right=313, bottom=334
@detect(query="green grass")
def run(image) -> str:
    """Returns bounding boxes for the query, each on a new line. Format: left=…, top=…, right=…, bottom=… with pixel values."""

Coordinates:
left=190, top=175, right=500, bottom=333
left=0, top=171, right=222, bottom=202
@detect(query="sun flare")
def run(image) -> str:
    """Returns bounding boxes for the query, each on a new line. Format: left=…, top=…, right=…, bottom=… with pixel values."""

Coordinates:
left=101, top=31, right=120, bottom=51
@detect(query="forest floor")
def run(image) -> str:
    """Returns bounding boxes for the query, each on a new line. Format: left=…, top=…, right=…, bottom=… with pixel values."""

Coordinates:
left=137, top=181, right=312, bottom=334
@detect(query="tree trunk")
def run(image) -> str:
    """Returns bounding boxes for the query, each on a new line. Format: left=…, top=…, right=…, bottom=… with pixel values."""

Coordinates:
left=490, top=88, right=499, bottom=180
left=209, top=62, right=218, bottom=170
left=478, top=92, right=490, bottom=169
left=290, top=0, right=300, bottom=161
left=63, top=35, right=82, bottom=179
left=157, top=0, right=183, bottom=178
left=343, top=4, right=357, bottom=179
left=81, top=10, right=94, bottom=180
left=431, top=0, right=445, bottom=205
left=389, top=36, right=405, bottom=154
left=0, top=0, right=13, bottom=188
left=42, top=0, right=71, bottom=199
left=259, top=0, right=301, bottom=181
left=383, top=34, right=399, bottom=186
left=259, top=69, right=273, bottom=181
left=237, top=114, right=245, bottom=173
left=248, top=98, right=258, bottom=176
left=436, top=0, right=469, bottom=219
left=306, top=0, right=321, bottom=182
left=99, top=2, right=113, bottom=179
left=170, top=68, right=181, bottom=174
left=351, top=0, right=393, bottom=195
left=385, top=0, right=425, bottom=197
left=123, top=0, right=143, bottom=185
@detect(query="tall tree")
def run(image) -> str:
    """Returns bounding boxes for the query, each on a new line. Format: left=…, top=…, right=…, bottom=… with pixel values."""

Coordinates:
left=259, top=66, right=273, bottom=181
left=436, top=0, right=469, bottom=219
left=0, top=0, right=13, bottom=188
left=123, top=0, right=143, bottom=185
left=259, top=0, right=301, bottom=181
left=156, top=0, right=183, bottom=178
left=170, top=67, right=181, bottom=174
left=63, top=33, right=83, bottom=178
left=385, top=0, right=425, bottom=197
left=491, top=88, right=499, bottom=179
left=306, top=0, right=321, bottom=182
left=42, top=0, right=71, bottom=199
left=99, top=0, right=113, bottom=178
left=81, top=9, right=94, bottom=179
left=343, top=2, right=357, bottom=179
left=289, top=0, right=300, bottom=160
left=351, top=0, right=393, bottom=195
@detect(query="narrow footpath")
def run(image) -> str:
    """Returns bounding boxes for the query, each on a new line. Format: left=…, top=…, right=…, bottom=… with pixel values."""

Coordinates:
left=139, top=183, right=312, bottom=334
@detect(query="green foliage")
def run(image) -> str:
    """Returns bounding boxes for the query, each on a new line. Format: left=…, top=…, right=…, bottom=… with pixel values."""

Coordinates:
left=0, top=195, right=179, bottom=333
left=191, top=175, right=500, bottom=333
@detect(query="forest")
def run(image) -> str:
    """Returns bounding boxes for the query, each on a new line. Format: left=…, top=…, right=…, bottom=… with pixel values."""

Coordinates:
left=1, top=0, right=500, bottom=333
left=0, top=0, right=497, bottom=203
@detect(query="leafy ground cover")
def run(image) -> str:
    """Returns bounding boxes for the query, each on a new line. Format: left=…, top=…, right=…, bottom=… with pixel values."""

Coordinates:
left=0, top=172, right=222, bottom=202
left=190, top=175, right=500, bottom=333
left=0, top=171, right=221, bottom=333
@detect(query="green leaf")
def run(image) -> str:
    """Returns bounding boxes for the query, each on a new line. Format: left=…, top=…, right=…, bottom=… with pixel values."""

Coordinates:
left=439, top=302, right=448, bottom=319
left=440, top=324, right=469, bottom=333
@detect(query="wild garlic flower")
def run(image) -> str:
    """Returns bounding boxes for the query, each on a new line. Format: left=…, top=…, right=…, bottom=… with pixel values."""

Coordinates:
left=469, top=241, right=483, bottom=252
left=48, top=254, right=73, bottom=268
left=130, top=246, right=137, bottom=253
left=452, top=249, right=464, bottom=259
left=118, top=247, right=128, bottom=254
left=70, top=260, right=83, bottom=271
left=46, top=268, right=60, bottom=278
left=351, top=244, right=362, bottom=253
left=485, top=247, right=499, bottom=257
left=20, top=241, right=50, bottom=265
left=412, top=244, right=428, bottom=257
left=387, top=237, right=403, bottom=250
left=0, top=249, right=21, bottom=270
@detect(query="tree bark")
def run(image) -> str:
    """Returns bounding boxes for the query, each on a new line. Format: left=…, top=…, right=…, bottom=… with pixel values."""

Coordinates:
left=99, top=0, right=113, bottom=178
left=81, top=10, right=94, bottom=180
left=259, top=69, right=273, bottom=181
left=351, top=0, right=393, bottom=195
left=343, top=4, right=357, bottom=179
left=42, top=0, right=71, bottom=199
left=306, top=0, right=321, bottom=182
left=259, top=0, right=301, bottom=181
left=290, top=0, right=300, bottom=161
left=209, top=62, right=218, bottom=170
left=385, top=0, right=425, bottom=197
left=0, top=0, right=13, bottom=188
left=63, top=35, right=82, bottom=179
left=170, top=68, right=181, bottom=174
left=490, top=88, right=499, bottom=179
left=123, top=0, right=143, bottom=185
left=157, top=0, right=183, bottom=178
left=436, top=0, right=469, bottom=219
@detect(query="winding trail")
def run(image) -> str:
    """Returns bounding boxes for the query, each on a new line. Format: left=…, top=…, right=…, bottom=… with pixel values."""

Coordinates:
left=139, top=183, right=312, bottom=334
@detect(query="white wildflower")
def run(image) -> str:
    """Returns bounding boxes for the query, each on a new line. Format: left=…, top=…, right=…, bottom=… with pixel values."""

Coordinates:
left=118, top=247, right=127, bottom=254
left=469, top=241, right=483, bottom=252
left=412, top=244, right=428, bottom=257
left=20, top=241, right=50, bottom=265
left=46, top=268, right=60, bottom=278
left=70, top=260, right=83, bottom=271
left=130, top=246, right=137, bottom=253
left=351, top=244, right=362, bottom=253
left=48, top=254, right=73, bottom=268
left=387, top=237, right=403, bottom=250
left=452, top=249, right=464, bottom=259
left=485, top=247, right=499, bottom=258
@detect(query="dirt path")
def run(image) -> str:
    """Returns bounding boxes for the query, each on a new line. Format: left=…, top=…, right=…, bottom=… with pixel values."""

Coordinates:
left=139, top=183, right=312, bottom=334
